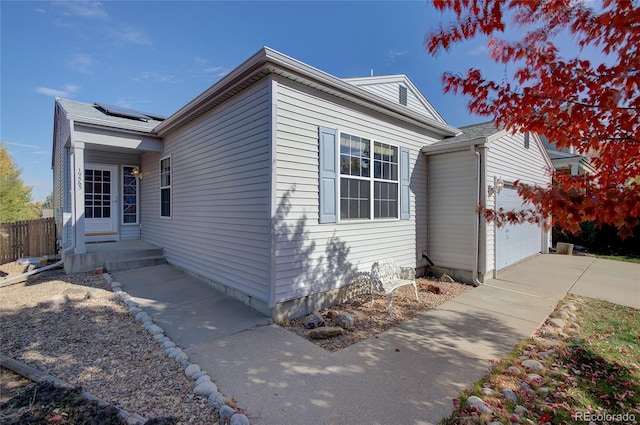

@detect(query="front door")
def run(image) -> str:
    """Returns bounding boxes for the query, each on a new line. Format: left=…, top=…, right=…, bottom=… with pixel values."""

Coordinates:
left=84, top=164, right=119, bottom=242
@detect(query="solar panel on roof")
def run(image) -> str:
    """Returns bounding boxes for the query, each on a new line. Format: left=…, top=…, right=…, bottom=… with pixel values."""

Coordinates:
left=94, top=102, right=152, bottom=121
left=136, top=111, right=167, bottom=121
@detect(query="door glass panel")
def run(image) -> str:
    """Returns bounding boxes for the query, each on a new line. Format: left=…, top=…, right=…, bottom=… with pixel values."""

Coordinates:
left=122, top=166, right=138, bottom=224
left=85, top=169, right=111, bottom=219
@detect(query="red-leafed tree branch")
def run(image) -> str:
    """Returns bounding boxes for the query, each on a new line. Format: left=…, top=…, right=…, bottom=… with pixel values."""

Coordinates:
left=426, top=0, right=640, bottom=238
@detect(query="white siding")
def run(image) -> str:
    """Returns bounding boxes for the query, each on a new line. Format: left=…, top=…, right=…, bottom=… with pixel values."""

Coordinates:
left=273, top=76, right=438, bottom=303
left=485, top=133, right=552, bottom=272
left=354, top=81, right=437, bottom=120
left=426, top=150, right=476, bottom=271
left=141, top=79, right=272, bottom=302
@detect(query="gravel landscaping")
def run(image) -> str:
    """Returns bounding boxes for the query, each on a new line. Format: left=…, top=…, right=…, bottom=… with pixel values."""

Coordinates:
left=0, top=262, right=223, bottom=424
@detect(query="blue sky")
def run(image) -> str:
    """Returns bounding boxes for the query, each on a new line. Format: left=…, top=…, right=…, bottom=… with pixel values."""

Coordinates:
left=1, top=1, right=499, bottom=202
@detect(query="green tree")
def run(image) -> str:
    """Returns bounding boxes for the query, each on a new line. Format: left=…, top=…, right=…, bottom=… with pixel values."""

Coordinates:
left=0, top=143, right=38, bottom=222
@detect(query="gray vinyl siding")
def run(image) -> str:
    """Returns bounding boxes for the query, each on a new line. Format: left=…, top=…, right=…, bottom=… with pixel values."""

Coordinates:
left=485, top=133, right=551, bottom=272
left=141, top=79, right=272, bottom=302
left=273, top=76, right=437, bottom=303
left=52, top=110, right=71, bottom=247
left=350, top=82, right=436, bottom=120
left=426, top=150, right=476, bottom=271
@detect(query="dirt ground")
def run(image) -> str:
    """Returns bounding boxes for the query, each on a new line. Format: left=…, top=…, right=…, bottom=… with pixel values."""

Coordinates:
left=279, top=277, right=472, bottom=352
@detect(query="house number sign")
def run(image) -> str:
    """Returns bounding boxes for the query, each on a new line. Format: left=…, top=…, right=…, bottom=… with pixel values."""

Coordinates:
left=77, top=168, right=83, bottom=190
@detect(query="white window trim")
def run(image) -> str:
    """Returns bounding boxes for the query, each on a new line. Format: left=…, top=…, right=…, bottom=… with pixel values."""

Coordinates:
left=160, top=155, right=171, bottom=219
left=121, top=165, right=139, bottom=225
left=338, top=131, right=400, bottom=222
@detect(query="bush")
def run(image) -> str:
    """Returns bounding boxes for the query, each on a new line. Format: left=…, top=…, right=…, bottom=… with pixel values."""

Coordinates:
left=553, top=222, right=640, bottom=257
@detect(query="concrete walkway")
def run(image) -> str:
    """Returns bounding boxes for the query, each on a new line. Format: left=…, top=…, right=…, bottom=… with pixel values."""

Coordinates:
left=114, top=255, right=639, bottom=425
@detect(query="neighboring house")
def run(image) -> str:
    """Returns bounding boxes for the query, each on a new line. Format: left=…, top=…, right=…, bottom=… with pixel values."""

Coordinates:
left=541, top=135, right=596, bottom=176
left=51, top=47, right=551, bottom=319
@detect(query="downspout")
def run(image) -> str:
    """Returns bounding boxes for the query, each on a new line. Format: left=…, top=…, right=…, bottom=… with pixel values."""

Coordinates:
left=471, top=145, right=487, bottom=287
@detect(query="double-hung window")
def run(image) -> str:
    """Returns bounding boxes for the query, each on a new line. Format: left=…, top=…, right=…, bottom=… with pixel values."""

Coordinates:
left=339, top=133, right=399, bottom=220
left=160, top=156, right=171, bottom=217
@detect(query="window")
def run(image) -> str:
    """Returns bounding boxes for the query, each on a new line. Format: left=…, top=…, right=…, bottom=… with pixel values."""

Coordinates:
left=160, top=156, right=171, bottom=217
left=122, top=166, right=138, bottom=224
left=373, top=142, right=398, bottom=219
left=399, top=85, right=408, bottom=106
left=339, top=133, right=398, bottom=220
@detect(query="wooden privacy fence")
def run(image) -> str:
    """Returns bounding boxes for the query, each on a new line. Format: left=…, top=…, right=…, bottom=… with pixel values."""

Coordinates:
left=0, top=217, right=57, bottom=264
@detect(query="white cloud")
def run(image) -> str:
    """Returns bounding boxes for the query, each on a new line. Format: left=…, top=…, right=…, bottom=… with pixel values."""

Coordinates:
left=133, top=71, right=175, bottom=83
left=2, top=141, right=41, bottom=150
left=203, top=66, right=229, bottom=78
left=387, top=49, right=408, bottom=62
left=469, top=44, right=489, bottom=56
left=69, top=53, right=95, bottom=74
left=110, top=26, right=153, bottom=45
left=55, top=1, right=108, bottom=19
left=35, top=8, right=47, bottom=14
left=35, top=84, right=80, bottom=98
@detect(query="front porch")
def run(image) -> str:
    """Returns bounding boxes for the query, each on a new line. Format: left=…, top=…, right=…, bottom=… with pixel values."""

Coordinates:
left=63, top=240, right=166, bottom=274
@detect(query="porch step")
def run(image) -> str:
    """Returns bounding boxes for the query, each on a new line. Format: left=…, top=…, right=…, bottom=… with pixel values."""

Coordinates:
left=63, top=241, right=167, bottom=274
left=105, top=255, right=167, bottom=273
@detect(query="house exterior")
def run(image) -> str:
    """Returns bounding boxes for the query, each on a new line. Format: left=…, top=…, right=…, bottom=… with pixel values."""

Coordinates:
left=52, top=47, right=551, bottom=319
left=541, top=136, right=596, bottom=176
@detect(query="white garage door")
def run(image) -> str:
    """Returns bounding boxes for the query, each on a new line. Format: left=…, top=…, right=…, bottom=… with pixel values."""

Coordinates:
left=496, top=187, right=542, bottom=270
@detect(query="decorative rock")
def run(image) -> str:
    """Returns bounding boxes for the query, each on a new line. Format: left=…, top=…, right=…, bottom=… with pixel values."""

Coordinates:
left=193, top=380, right=217, bottom=396
left=110, top=281, right=121, bottom=288
left=207, top=391, right=226, bottom=409
left=506, top=366, right=521, bottom=375
left=135, top=311, right=151, bottom=323
left=466, top=395, right=492, bottom=414
left=551, top=310, right=570, bottom=319
left=113, top=287, right=122, bottom=293
left=64, top=288, right=90, bottom=301
left=520, top=380, right=533, bottom=392
left=538, top=387, right=550, bottom=394
left=125, top=300, right=138, bottom=309
left=335, top=312, right=355, bottom=330
left=439, top=273, right=455, bottom=283
left=481, top=387, right=495, bottom=396
left=174, top=351, right=189, bottom=362
left=501, top=388, right=517, bottom=402
left=230, top=413, right=250, bottom=425
left=144, top=323, right=164, bottom=335
left=192, top=371, right=206, bottom=381
left=562, top=303, right=578, bottom=311
left=539, top=340, right=560, bottom=348
left=154, top=334, right=169, bottom=343
left=166, top=347, right=181, bottom=359
left=548, top=318, right=566, bottom=328
left=219, top=405, right=235, bottom=422
left=128, top=307, right=142, bottom=315
left=303, top=312, right=325, bottom=329
left=103, top=274, right=112, bottom=282
left=538, top=350, right=555, bottom=359
left=307, top=327, right=345, bottom=339
left=185, top=364, right=201, bottom=378
left=514, top=405, right=528, bottom=415
left=522, top=359, right=544, bottom=372
left=488, top=422, right=504, bottom=425
left=162, top=340, right=176, bottom=349
left=527, top=373, right=543, bottom=384
left=196, top=374, right=211, bottom=385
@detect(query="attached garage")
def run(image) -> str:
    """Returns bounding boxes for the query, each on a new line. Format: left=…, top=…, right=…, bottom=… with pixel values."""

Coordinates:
left=423, top=121, right=553, bottom=284
left=495, top=186, right=544, bottom=270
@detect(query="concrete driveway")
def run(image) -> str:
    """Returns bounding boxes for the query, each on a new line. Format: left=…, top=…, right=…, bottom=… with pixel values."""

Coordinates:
left=114, top=254, right=639, bottom=425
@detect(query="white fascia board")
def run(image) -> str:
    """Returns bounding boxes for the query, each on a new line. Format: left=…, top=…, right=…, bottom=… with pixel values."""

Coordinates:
left=156, top=47, right=462, bottom=138
left=422, top=138, right=489, bottom=155
left=74, top=123, right=163, bottom=152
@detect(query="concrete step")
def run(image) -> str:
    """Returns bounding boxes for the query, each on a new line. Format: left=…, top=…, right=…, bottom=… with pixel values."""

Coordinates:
left=105, top=255, right=167, bottom=273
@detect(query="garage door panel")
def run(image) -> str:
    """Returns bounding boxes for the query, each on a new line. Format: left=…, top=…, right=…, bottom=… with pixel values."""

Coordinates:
left=496, top=187, right=542, bottom=270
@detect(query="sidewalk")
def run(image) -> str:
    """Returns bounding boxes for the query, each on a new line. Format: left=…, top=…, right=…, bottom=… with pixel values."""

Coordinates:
left=114, top=255, right=639, bottom=425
